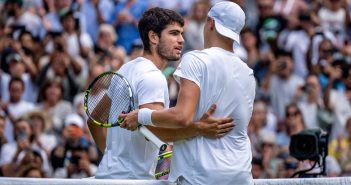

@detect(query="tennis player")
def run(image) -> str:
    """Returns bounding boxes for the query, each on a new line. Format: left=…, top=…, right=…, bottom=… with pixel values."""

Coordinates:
left=88, top=7, right=234, bottom=179
left=121, top=2, right=255, bottom=184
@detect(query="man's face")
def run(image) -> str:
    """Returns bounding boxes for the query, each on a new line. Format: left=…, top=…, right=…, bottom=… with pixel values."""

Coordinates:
left=156, top=22, right=184, bottom=61
left=9, top=81, right=24, bottom=102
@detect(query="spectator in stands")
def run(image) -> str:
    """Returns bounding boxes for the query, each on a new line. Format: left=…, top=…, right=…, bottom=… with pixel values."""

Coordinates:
left=27, top=110, right=57, bottom=155
left=77, top=0, right=114, bottom=43
left=258, top=130, right=280, bottom=178
left=182, top=0, right=209, bottom=52
left=262, top=50, right=305, bottom=120
left=251, top=157, right=265, bottom=179
left=128, top=38, right=143, bottom=61
left=59, top=9, right=93, bottom=58
left=276, top=103, right=306, bottom=157
left=273, top=0, right=309, bottom=29
left=323, top=58, right=351, bottom=139
left=318, top=0, right=351, bottom=48
left=0, top=77, right=35, bottom=141
left=36, top=79, right=73, bottom=134
left=0, top=112, right=8, bottom=157
left=96, top=24, right=118, bottom=52
left=36, top=51, right=81, bottom=102
left=329, top=117, right=351, bottom=175
left=1, top=51, right=38, bottom=103
left=240, top=28, right=260, bottom=68
left=18, top=163, right=46, bottom=178
left=3, top=0, right=43, bottom=38
left=51, top=113, right=98, bottom=178
left=298, top=73, right=324, bottom=129
left=0, top=118, right=50, bottom=176
left=109, top=0, right=148, bottom=53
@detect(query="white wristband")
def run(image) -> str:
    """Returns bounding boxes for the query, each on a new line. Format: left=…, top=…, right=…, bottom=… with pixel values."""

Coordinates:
left=138, top=108, right=155, bottom=126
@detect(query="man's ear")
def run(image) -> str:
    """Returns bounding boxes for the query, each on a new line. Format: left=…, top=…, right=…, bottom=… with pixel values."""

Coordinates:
left=148, top=30, right=159, bottom=46
left=209, top=19, right=215, bottom=30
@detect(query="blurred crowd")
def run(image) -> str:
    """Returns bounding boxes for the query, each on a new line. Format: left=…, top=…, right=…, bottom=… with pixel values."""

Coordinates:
left=0, top=0, right=351, bottom=180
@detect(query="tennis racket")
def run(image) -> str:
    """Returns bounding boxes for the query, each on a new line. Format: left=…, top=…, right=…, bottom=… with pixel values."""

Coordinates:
left=155, top=151, right=172, bottom=179
left=84, top=71, right=167, bottom=152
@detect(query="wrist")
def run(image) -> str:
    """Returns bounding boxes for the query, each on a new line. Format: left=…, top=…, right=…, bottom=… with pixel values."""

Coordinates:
left=192, top=123, right=202, bottom=136
left=138, top=108, right=155, bottom=126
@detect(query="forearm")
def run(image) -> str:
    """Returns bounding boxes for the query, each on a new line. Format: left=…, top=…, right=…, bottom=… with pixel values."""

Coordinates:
left=87, top=119, right=106, bottom=153
left=146, top=124, right=199, bottom=142
left=86, top=95, right=110, bottom=153
left=151, top=107, right=191, bottom=128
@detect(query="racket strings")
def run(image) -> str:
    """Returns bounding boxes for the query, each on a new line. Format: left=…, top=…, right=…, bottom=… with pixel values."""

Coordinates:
left=155, top=151, right=172, bottom=180
left=87, top=74, right=132, bottom=125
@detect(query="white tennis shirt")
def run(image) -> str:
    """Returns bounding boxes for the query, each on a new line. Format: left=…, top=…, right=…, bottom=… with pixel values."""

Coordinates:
left=95, top=57, right=169, bottom=179
left=169, top=47, right=255, bottom=185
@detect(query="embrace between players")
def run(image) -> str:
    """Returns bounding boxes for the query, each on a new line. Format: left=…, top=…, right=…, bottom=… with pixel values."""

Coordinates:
left=87, top=2, right=255, bottom=185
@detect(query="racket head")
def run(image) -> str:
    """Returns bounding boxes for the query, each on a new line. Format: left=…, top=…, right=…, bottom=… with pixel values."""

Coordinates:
left=155, top=150, right=172, bottom=180
left=84, top=71, right=134, bottom=127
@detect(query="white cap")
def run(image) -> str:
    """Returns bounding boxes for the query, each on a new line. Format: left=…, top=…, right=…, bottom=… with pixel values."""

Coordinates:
left=208, top=1, right=245, bottom=44
left=64, top=113, right=84, bottom=129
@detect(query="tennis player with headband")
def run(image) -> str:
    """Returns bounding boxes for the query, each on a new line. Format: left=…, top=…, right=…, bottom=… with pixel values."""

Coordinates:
left=88, top=7, right=235, bottom=180
left=121, top=2, right=255, bottom=184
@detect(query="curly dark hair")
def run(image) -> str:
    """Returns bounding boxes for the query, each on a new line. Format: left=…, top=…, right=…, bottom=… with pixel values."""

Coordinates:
left=138, top=7, right=184, bottom=52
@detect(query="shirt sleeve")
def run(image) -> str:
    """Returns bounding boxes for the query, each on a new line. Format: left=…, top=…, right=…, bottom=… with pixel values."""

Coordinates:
left=137, top=71, right=167, bottom=106
left=173, top=53, right=204, bottom=88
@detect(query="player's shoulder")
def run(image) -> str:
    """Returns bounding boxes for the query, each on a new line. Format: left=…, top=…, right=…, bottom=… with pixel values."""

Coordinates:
left=183, top=49, right=210, bottom=59
left=121, top=57, right=159, bottom=73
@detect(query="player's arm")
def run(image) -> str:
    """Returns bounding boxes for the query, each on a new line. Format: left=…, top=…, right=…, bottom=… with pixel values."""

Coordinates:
left=120, top=77, right=199, bottom=129
left=87, top=95, right=109, bottom=153
left=145, top=104, right=235, bottom=142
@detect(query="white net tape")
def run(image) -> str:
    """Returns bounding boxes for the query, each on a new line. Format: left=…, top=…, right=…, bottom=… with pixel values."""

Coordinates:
left=1, top=177, right=351, bottom=185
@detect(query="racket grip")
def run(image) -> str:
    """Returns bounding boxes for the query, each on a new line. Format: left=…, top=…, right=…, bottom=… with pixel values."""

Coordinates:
left=139, top=126, right=167, bottom=152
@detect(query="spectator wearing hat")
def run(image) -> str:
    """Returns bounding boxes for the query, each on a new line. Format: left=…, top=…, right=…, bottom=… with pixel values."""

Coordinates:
left=258, top=130, right=280, bottom=178
left=51, top=113, right=98, bottom=178
left=1, top=51, right=38, bottom=103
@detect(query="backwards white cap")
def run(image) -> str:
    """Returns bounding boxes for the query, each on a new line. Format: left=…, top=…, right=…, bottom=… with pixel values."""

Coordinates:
left=208, top=1, right=245, bottom=44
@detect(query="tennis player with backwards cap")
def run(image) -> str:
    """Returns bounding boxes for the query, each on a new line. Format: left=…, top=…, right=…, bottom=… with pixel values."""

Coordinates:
left=121, top=2, right=255, bottom=184
left=88, top=7, right=235, bottom=180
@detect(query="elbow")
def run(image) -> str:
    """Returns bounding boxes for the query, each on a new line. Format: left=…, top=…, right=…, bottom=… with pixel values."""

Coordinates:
left=174, top=113, right=192, bottom=128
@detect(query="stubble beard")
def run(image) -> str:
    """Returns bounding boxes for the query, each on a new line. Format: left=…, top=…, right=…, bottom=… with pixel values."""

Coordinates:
left=157, top=40, right=181, bottom=61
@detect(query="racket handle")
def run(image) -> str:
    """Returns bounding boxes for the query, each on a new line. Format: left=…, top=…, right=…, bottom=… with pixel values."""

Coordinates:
left=139, top=126, right=167, bottom=152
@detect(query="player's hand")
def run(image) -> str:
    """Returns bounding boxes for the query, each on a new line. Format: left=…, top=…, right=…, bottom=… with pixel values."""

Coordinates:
left=195, top=104, right=235, bottom=138
left=119, top=109, right=139, bottom=131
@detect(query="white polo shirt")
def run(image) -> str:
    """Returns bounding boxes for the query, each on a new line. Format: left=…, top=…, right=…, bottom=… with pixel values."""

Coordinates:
left=169, top=47, right=255, bottom=185
left=95, top=57, right=169, bottom=179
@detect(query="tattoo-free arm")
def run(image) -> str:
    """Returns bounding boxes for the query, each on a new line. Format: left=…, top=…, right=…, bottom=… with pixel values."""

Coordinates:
left=151, top=78, right=200, bottom=128
left=146, top=104, right=235, bottom=142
